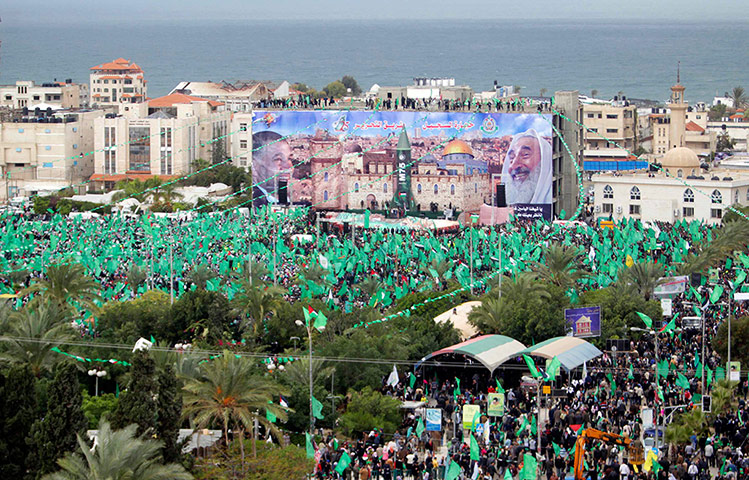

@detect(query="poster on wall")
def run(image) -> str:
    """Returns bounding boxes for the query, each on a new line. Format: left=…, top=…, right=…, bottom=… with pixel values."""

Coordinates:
left=251, top=111, right=553, bottom=218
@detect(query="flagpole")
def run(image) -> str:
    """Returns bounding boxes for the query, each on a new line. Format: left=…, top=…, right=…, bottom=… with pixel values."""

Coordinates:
left=498, top=231, right=502, bottom=302
left=308, top=322, right=313, bottom=433
left=470, top=224, right=474, bottom=295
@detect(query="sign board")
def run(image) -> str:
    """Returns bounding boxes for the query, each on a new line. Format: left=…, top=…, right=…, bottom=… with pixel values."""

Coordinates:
left=462, top=404, right=481, bottom=430
left=709, top=268, right=720, bottom=285
left=425, top=408, right=442, bottom=431
left=487, top=393, right=505, bottom=416
left=542, top=385, right=551, bottom=395
left=565, top=306, right=601, bottom=338
left=653, top=276, right=688, bottom=298
left=660, top=298, right=673, bottom=317
left=729, top=361, right=741, bottom=382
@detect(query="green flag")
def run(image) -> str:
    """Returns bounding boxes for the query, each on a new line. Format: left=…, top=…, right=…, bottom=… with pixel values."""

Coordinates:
left=628, top=364, right=634, bottom=380
left=504, top=468, right=513, bottom=480
left=676, top=373, right=690, bottom=390
left=710, top=285, right=724, bottom=304
left=416, top=417, right=425, bottom=437
left=552, top=442, right=561, bottom=456
left=546, top=356, right=562, bottom=382
left=305, top=432, right=315, bottom=459
left=636, top=311, right=652, bottom=329
left=520, top=453, right=538, bottom=480
left=446, top=460, right=462, bottom=480
left=495, top=378, right=505, bottom=393
left=470, top=433, right=480, bottom=461
left=660, top=317, right=676, bottom=335
left=523, top=354, right=542, bottom=379
left=266, top=401, right=277, bottom=423
left=409, top=372, right=417, bottom=389
left=313, top=310, right=328, bottom=331
left=335, top=451, right=352, bottom=474
left=311, top=395, right=325, bottom=419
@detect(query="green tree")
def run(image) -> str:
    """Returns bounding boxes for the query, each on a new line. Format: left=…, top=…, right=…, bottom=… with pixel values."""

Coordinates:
left=529, top=244, right=590, bottom=292
left=232, top=280, right=284, bottom=338
left=716, top=131, right=736, bottom=153
left=339, top=386, right=402, bottom=437
left=714, top=316, right=749, bottom=369
left=112, top=351, right=158, bottom=437
left=0, top=364, right=38, bottom=478
left=81, top=392, right=118, bottom=429
left=727, top=86, right=747, bottom=109
left=578, top=286, right=662, bottom=347
left=97, top=290, right=171, bottom=345
left=616, top=261, right=666, bottom=301
left=192, top=440, right=314, bottom=480
left=185, top=265, right=217, bottom=291
left=182, top=352, right=289, bottom=465
left=42, top=419, right=192, bottom=480
left=171, top=289, right=234, bottom=344
left=156, top=364, right=183, bottom=464
left=323, top=80, right=347, bottom=98
left=341, top=76, right=362, bottom=96
left=29, top=362, right=88, bottom=477
left=211, top=139, right=227, bottom=165
left=0, top=299, right=73, bottom=377
left=708, top=103, right=727, bottom=122
left=125, top=265, right=148, bottom=297
left=665, top=409, right=707, bottom=447
left=21, top=263, right=102, bottom=314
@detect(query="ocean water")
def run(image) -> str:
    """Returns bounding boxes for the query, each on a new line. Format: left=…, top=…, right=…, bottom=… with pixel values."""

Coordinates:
left=1, top=19, right=747, bottom=102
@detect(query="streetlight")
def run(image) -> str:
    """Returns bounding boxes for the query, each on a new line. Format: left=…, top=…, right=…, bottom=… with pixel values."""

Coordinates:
left=88, top=368, right=107, bottom=397
left=296, top=318, right=324, bottom=433
left=631, top=327, right=659, bottom=446
left=290, top=336, right=301, bottom=350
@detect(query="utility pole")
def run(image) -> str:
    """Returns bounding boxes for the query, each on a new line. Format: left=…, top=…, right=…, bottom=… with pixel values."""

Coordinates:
left=169, top=243, right=174, bottom=305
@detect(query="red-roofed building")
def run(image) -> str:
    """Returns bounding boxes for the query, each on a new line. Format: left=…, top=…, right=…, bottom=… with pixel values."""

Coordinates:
left=90, top=58, right=147, bottom=109
left=91, top=92, right=233, bottom=190
left=685, top=121, right=705, bottom=132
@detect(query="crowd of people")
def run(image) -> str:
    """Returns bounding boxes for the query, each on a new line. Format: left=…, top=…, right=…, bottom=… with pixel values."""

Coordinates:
left=2, top=206, right=748, bottom=479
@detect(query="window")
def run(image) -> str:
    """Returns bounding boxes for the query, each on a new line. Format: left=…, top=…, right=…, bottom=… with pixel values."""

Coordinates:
left=590, top=128, right=598, bottom=133
left=323, top=190, right=329, bottom=201
left=683, top=207, right=694, bottom=217
left=450, top=184, right=455, bottom=195
left=18, top=128, right=24, bottom=133
left=587, top=113, right=595, bottom=118
left=33, top=95, right=40, bottom=101
left=603, top=185, right=613, bottom=199
left=160, top=127, right=173, bottom=175
left=606, top=128, right=618, bottom=133
left=602, top=203, right=613, bottom=213
left=129, top=126, right=151, bottom=172
left=417, top=184, right=422, bottom=194
left=630, top=186, right=640, bottom=200
left=711, top=208, right=723, bottom=219
left=354, top=183, right=360, bottom=192
left=15, top=148, right=21, bottom=152
left=72, top=144, right=77, bottom=149
left=383, top=183, right=387, bottom=193
left=677, top=169, right=683, bottom=178
left=684, top=189, right=694, bottom=203
left=735, top=190, right=739, bottom=204
left=239, top=140, right=247, bottom=149
left=239, top=123, right=247, bottom=132
left=434, top=184, right=439, bottom=195
left=629, top=204, right=641, bottom=215
left=606, top=114, right=618, bottom=119
left=746, top=189, right=749, bottom=202
left=239, top=157, right=247, bottom=167
left=474, top=183, right=478, bottom=193
left=711, top=190, right=722, bottom=204
left=324, top=172, right=329, bottom=182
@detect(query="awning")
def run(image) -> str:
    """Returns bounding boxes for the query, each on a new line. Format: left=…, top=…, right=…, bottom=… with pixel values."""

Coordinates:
left=417, top=335, right=526, bottom=373
left=520, top=336, right=603, bottom=371
left=433, top=301, right=481, bottom=340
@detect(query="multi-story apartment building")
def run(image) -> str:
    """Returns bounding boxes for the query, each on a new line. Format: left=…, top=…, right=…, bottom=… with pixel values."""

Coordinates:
left=91, top=93, right=231, bottom=191
left=0, top=110, right=103, bottom=200
left=0, top=80, right=89, bottom=110
left=89, top=58, right=147, bottom=109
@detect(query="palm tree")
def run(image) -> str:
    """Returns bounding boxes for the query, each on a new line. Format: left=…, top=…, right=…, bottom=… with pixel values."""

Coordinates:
left=420, top=259, right=453, bottom=291
left=182, top=352, right=289, bottom=466
left=126, top=265, right=147, bottom=296
left=231, top=260, right=269, bottom=286
left=42, top=419, right=192, bottom=480
left=111, top=180, right=148, bottom=203
left=282, top=357, right=334, bottom=392
left=616, top=261, right=666, bottom=300
left=499, top=272, right=551, bottom=300
left=0, top=299, right=74, bottom=377
left=728, top=86, right=747, bottom=109
left=232, top=280, right=284, bottom=337
left=1, top=267, right=29, bottom=291
left=529, top=244, right=590, bottom=292
left=591, top=89, right=599, bottom=98
left=151, top=182, right=183, bottom=207
left=539, top=88, right=548, bottom=98
left=185, top=265, right=217, bottom=290
left=356, top=276, right=386, bottom=300
left=468, top=296, right=506, bottom=333
left=21, top=263, right=102, bottom=314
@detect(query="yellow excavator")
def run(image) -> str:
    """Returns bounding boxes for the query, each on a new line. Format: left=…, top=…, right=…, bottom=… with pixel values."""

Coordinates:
left=573, top=428, right=645, bottom=480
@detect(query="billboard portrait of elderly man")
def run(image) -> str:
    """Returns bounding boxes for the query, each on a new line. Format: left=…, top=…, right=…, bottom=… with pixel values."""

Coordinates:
left=252, top=131, right=293, bottom=208
left=500, top=129, right=553, bottom=205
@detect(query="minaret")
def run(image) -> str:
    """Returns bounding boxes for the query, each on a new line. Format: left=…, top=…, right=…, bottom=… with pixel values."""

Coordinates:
left=668, top=61, right=687, bottom=149
left=394, top=128, right=414, bottom=211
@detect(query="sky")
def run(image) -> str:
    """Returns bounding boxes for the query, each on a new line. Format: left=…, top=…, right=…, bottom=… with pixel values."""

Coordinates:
left=3, top=0, right=749, bottom=23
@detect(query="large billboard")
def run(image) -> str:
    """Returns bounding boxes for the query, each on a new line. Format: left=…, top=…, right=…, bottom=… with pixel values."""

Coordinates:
left=251, top=110, right=553, bottom=218
left=565, top=306, right=601, bottom=338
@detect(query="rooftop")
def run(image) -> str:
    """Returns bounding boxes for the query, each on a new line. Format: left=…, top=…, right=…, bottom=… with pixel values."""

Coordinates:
left=148, top=93, right=223, bottom=108
left=91, top=58, right=143, bottom=72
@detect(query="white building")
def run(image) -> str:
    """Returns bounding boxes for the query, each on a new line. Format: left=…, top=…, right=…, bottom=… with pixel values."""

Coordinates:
left=229, top=112, right=253, bottom=170
left=0, top=80, right=89, bottom=110
left=91, top=93, right=230, bottom=191
left=90, top=58, right=147, bottom=109
left=592, top=147, right=749, bottom=224
left=0, top=110, right=103, bottom=200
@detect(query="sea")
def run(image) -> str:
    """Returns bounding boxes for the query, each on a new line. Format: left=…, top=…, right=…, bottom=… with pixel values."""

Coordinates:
left=1, top=19, right=748, bottom=103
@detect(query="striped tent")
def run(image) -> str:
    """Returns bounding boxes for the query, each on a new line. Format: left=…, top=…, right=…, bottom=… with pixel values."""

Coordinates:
left=416, top=335, right=527, bottom=373
left=519, top=336, right=603, bottom=371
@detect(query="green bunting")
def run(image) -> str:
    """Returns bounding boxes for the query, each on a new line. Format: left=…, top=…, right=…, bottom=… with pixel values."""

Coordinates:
left=311, top=395, right=325, bottom=420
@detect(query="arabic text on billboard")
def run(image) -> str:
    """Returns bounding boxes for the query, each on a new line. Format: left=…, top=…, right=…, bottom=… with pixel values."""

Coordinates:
left=565, top=306, right=601, bottom=338
left=251, top=111, right=553, bottom=219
